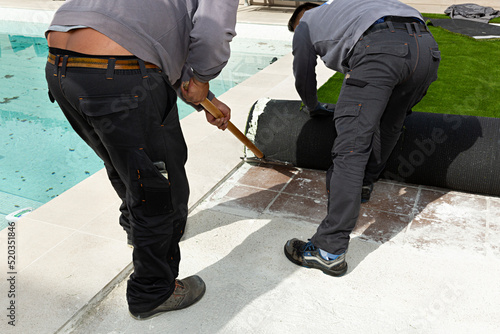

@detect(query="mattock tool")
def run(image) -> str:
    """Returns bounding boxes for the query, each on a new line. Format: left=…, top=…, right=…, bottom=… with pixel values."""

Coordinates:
left=200, top=98, right=265, bottom=159
left=183, top=82, right=291, bottom=166
left=201, top=98, right=292, bottom=166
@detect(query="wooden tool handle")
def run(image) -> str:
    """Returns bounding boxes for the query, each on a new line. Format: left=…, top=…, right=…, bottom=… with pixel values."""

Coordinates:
left=201, top=98, right=264, bottom=159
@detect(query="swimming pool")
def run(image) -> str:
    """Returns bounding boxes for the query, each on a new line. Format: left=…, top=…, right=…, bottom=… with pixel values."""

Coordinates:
left=0, top=20, right=293, bottom=224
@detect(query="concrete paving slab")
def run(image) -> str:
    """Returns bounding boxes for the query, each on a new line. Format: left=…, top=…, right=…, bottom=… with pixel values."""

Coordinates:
left=62, top=194, right=500, bottom=333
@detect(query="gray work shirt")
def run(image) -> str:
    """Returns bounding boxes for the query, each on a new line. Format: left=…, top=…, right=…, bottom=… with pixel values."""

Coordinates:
left=47, top=0, right=238, bottom=95
left=293, top=0, right=423, bottom=110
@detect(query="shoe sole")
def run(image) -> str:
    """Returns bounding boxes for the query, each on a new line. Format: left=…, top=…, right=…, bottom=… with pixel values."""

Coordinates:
left=284, top=245, right=348, bottom=277
left=129, top=285, right=206, bottom=320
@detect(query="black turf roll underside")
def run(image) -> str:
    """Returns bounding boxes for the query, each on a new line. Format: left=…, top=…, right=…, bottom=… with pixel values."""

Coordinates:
left=245, top=99, right=500, bottom=196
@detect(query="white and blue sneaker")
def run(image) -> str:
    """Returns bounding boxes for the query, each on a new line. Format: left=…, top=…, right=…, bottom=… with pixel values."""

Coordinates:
left=284, top=239, right=347, bottom=276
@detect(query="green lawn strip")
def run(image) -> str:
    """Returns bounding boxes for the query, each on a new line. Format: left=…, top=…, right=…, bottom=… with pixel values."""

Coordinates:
left=423, top=13, right=449, bottom=20
left=317, top=17, right=500, bottom=118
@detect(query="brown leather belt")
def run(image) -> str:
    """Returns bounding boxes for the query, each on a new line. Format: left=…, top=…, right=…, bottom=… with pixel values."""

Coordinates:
left=47, top=53, right=159, bottom=70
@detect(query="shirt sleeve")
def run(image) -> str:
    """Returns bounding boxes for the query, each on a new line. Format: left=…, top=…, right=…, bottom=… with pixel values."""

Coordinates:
left=292, top=23, right=319, bottom=111
left=187, top=0, right=238, bottom=83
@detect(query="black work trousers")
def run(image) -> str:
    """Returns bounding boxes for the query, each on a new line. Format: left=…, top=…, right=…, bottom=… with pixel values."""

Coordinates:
left=311, top=22, right=441, bottom=255
left=45, top=51, right=189, bottom=314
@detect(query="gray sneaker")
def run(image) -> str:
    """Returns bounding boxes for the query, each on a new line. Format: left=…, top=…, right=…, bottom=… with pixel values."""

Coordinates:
left=129, top=275, right=206, bottom=320
left=284, top=239, right=347, bottom=276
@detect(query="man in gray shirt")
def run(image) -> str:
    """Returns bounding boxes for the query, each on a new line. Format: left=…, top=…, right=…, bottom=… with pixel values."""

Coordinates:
left=284, top=1, right=440, bottom=276
left=45, top=0, right=238, bottom=320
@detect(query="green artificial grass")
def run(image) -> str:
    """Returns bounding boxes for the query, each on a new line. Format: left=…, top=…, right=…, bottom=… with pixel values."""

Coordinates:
left=423, top=13, right=449, bottom=20
left=317, top=14, right=500, bottom=118
left=423, top=13, right=500, bottom=23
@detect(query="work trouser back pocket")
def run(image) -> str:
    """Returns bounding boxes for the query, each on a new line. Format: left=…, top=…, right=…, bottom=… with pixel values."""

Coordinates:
left=78, top=95, right=140, bottom=147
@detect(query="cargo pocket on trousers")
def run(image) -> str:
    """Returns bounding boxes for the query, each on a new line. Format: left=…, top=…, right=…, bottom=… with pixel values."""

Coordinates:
left=141, top=177, right=174, bottom=216
left=429, top=48, right=441, bottom=82
left=333, top=103, right=361, bottom=153
left=79, top=95, right=140, bottom=147
left=430, top=48, right=441, bottom=62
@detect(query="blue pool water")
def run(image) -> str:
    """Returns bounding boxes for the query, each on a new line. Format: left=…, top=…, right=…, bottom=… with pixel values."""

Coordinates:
left=0, top=20, right=292, bottom=224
